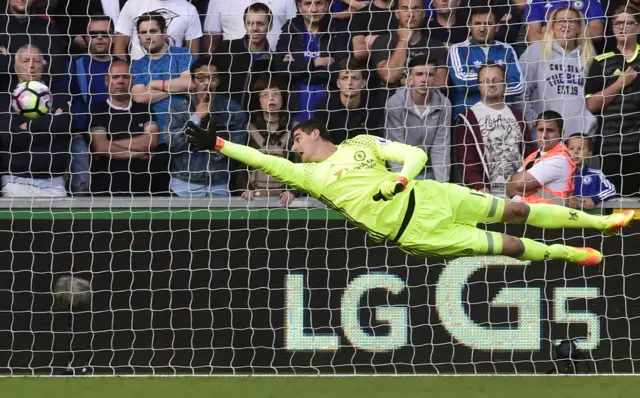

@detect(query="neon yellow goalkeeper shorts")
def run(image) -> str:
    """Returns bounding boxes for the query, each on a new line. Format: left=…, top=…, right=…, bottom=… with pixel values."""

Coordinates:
left=396, top=181, right=505, bottom=258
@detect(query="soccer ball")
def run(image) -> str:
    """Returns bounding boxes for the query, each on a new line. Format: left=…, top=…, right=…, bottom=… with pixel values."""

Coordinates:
left=11, top=81, right=52, bottom=119
left=54, top=276, right=91, bottom=310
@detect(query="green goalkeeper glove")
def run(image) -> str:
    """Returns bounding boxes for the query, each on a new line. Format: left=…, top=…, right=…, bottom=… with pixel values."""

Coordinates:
left=185, top=118, right=218, bottom=152
left=373, top=177, right=408, bottom=201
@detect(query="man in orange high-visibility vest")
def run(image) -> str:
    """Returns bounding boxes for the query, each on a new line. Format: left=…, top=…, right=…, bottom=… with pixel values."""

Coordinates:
left=507, top=110, right=575, bottom=204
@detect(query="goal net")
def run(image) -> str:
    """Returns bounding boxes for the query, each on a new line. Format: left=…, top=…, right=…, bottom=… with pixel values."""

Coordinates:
left=0, top=0, right=638, bottom=376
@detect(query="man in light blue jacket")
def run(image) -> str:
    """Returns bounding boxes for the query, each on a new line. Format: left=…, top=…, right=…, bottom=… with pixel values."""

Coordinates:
left=385, top=55, right=451, bottom=182
left=448, top=5, right=524, bottom=120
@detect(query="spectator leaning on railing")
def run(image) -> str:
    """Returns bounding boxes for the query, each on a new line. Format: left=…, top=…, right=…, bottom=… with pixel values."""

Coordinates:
left=238, top=74, right=297, bottom=205
left=0, top=44, right=72, bottom=198
left=166, top=57, right=248, bottom=197
left=566, top=134, right=616, bottom=211
left=507, top=110, right=575, bottom=204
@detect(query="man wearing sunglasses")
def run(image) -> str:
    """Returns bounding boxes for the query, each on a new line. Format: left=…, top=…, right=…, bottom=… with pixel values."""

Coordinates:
left=65, top=16, right=117, bottom=195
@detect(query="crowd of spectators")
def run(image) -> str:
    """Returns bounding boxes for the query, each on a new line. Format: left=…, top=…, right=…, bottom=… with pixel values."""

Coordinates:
left=0, top=0, right=638, bottom=207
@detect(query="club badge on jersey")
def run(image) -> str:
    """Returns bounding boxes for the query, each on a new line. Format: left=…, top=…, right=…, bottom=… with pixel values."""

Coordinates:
left=543, top=0, right=588, bottom=22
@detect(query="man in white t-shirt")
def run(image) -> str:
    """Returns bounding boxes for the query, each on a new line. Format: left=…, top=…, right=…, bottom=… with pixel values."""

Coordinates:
left=203, top=0, right=296, bottom=52
left=114, top=0, right=203, bottom=60
left=456, top=62, right=535, bottom=196
left=506, top=110, right=576, bottom=204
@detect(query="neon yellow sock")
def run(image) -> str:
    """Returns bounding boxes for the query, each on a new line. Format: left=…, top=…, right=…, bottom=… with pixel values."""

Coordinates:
left=517, top=238, right=572, bottom=262
left=526, top=203, right=607, bottom=230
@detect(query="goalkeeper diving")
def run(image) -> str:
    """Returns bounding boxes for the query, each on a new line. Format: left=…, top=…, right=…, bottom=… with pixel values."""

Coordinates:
left=185, top=118, right=635, bottom=266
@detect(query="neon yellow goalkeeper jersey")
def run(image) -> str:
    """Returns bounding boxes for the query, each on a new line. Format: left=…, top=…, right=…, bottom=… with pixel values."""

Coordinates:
left=220, top=135, right=428, bottom=243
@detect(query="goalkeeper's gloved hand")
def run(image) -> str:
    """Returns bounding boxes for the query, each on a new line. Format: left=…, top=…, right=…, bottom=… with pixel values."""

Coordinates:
left=373, top=177, right=408, bottom=201
left=185, top=118, right=218, bottom=152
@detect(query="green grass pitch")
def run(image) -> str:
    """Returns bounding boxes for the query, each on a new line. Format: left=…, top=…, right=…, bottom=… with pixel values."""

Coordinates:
left=1, top=376, right=639, bottom=398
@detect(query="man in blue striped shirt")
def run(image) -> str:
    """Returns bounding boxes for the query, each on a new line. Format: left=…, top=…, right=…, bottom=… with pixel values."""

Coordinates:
left=567, top=134, right=616, bottom=210
left=448, top=5, right=524, bottom=121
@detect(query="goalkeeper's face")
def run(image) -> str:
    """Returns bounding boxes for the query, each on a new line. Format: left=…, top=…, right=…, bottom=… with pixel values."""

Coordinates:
left=292, top=128, right=325, bottom=162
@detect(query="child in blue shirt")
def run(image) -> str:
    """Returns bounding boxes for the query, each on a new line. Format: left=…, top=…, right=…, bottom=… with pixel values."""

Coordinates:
left=567, top=134, right=616, bottom=210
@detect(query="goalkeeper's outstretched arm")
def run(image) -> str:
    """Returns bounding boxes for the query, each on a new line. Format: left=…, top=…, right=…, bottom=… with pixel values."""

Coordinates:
left=182, top=119, right=307, bottom=190
left=216, top=136, right=308, bottom=192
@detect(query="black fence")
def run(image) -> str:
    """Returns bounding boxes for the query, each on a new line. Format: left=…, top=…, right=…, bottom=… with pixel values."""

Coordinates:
left=0, top=217, right=638, bottom=374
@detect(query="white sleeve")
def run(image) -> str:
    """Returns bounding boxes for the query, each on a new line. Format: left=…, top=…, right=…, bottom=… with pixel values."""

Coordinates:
left=185, top=5, right=204, bottom=40
left=527, top=155, right=572, bottom=186
left=285, top=0, right=298, bottom=19
left=203, top=0, right=222, bottom=33
left=114, top=0, right=134, bottom=35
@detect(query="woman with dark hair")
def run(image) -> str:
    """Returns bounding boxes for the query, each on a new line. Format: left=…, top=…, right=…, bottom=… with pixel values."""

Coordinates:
left=585, top=6, right=640, bottom=197
left=239, top=74, right=297, bottom=205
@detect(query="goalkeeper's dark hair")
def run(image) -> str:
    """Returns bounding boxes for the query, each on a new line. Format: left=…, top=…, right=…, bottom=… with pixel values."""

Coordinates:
left=136, top=11, right=167, bottom=33
left=536, top=110, right=564, bottom=133
left=293, top=119, right=332, bottom=141
left=567, top=133, right=594, bottom=152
